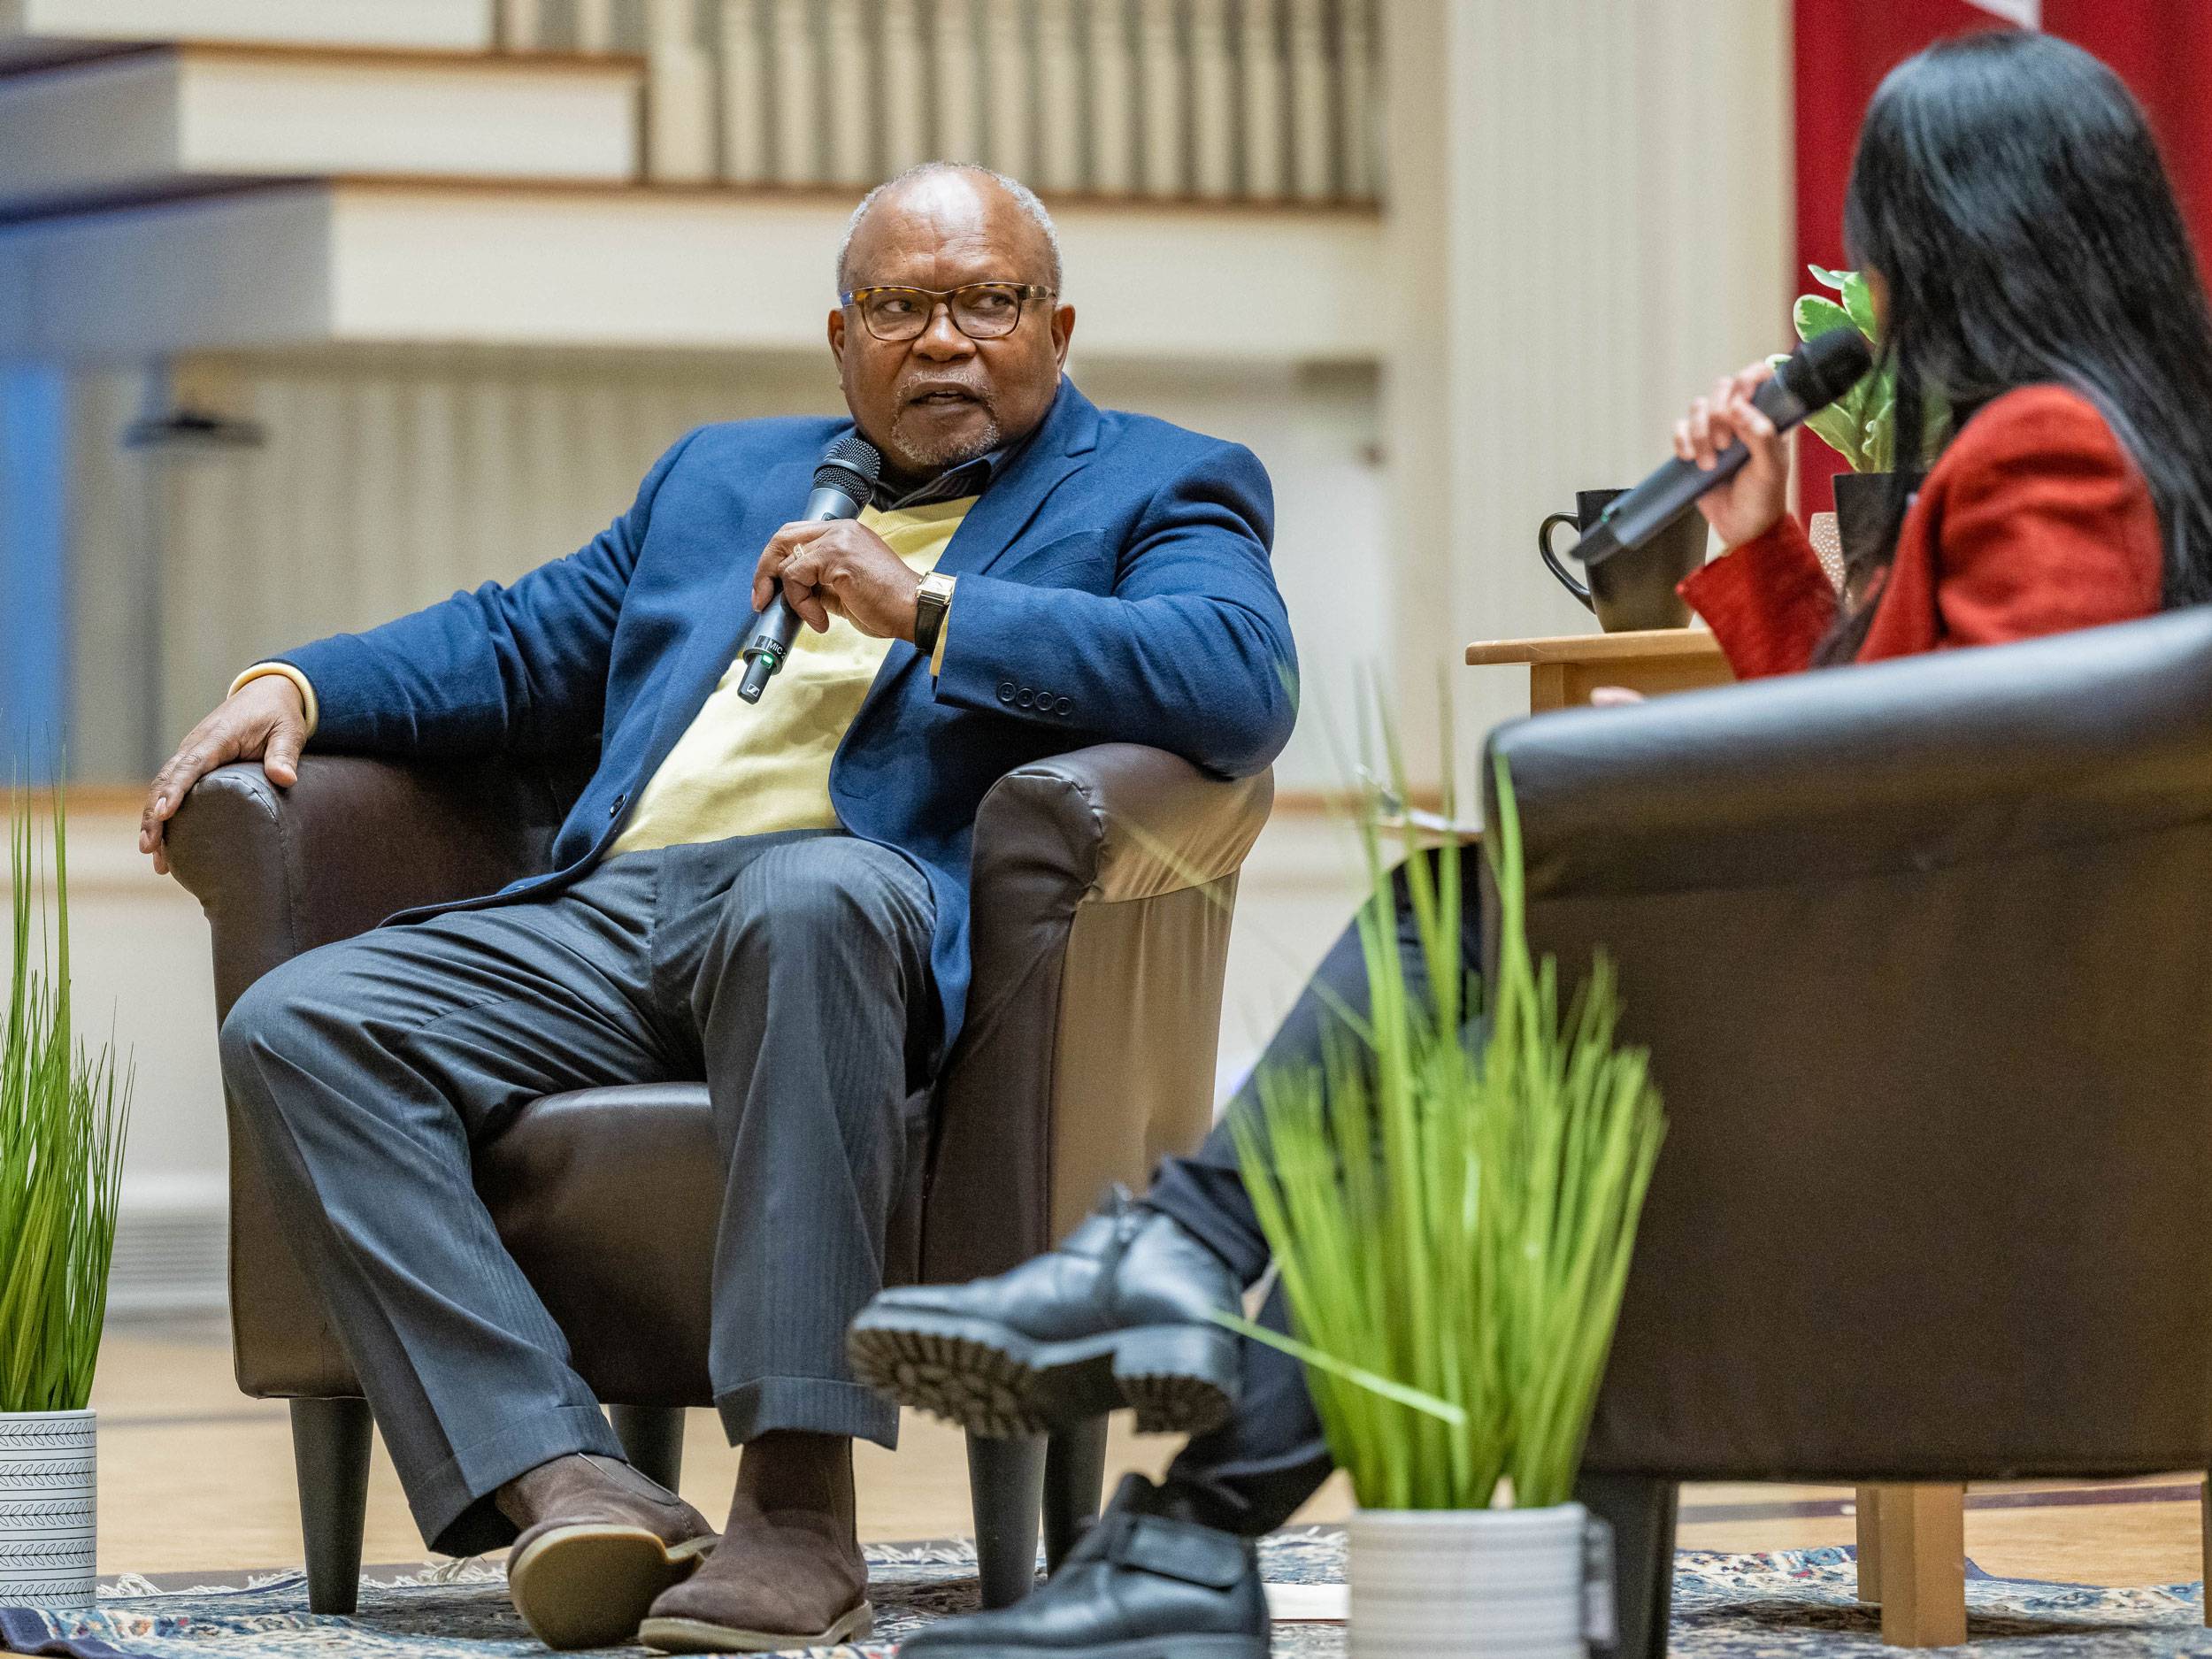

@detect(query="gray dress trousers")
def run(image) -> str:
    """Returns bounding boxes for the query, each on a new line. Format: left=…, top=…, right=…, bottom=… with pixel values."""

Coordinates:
left=219, top=827, right=938, bottom=1555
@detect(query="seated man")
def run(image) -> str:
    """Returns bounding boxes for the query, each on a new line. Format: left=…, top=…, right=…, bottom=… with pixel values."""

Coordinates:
left=141, top=162, right=1295, bottom=1655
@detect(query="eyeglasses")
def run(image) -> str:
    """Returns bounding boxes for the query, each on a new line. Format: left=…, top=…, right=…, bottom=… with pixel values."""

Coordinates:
left=841, top=282, right=1056, bottom=342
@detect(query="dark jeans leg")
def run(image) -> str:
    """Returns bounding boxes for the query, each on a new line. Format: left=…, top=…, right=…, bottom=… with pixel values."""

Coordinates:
left=1160, top=1279, right=1334, bottom=1535
left=1147, top=852, right=1482, bottom=1283
left=666, top=833, right=940, bottom=1453
left=1148, top=850, right=1485, bottom=1535
left=220, top=858, right=672, bottom=1555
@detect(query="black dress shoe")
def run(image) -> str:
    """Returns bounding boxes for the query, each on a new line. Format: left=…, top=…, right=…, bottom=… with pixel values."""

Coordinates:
left=848, top=1190, right=1241, bottom=1436
left=900, top=1476, right=1268, bottom=1659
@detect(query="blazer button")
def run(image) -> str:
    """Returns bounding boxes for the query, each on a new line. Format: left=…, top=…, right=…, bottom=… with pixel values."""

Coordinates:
left=997, top=680, right=1017, bottom=703
left=1018, top=688, right=1035, bottom=709
left=1055, top=696, right=1072, bottom=717
left=609, top=793, right=627, bottom=818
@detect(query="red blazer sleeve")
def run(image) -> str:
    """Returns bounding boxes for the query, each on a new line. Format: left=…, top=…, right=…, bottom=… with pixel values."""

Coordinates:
left=1678, top=516, right=1839, bottom=679
left=1892, top=385, right=2162, bottom=654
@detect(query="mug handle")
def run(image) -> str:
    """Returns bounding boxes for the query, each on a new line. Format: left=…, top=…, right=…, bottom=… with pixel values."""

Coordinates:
left=1539, top=512, right=1595, bottom=611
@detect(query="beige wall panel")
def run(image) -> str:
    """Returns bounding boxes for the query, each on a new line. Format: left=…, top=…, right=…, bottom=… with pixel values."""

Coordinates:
left=1383, top=0, right=1791, bottom=786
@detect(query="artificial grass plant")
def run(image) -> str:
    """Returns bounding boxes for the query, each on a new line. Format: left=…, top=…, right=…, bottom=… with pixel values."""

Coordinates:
left=1220, top=750, right=1665, bottom=1510
left=2, top=787, right=130, bottom=1413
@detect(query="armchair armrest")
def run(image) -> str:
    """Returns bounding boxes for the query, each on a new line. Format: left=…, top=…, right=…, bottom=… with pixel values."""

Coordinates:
left=924, top=745, right=1273, bottom=1281
left=165, top=749, right=589, bottom=1402
left=166, top=753, right=587, bottom=1018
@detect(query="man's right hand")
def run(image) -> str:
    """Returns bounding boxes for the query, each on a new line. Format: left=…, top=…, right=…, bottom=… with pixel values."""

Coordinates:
left=140, top=675, right=308, bottom=875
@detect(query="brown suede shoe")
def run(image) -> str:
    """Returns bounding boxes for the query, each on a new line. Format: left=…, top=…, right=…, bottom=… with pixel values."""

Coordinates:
left=638, top=1513, right=872, bottom=1655
left=497, top=1453, right=716, bottom=1651
left=639, top=1459, right=871, bottom=1655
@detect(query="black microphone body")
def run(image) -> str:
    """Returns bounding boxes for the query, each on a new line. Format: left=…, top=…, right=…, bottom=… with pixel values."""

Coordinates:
left=1572, top=327, right=1875, bottom=570
left=737, top=434, right=884, bottom=703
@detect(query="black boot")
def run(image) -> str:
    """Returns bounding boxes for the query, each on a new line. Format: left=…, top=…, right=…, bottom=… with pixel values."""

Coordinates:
left=901, top=1475, right=1268, bottom=1659
left=848, top=1189, right=1241, bottom=1437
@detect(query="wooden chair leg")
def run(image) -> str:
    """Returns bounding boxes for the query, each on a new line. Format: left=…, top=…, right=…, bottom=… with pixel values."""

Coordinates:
left=1856, top=1485, right=1884, bottom=1603
left=1873, top=1482, right=1966, bottom=1648
left=1042, top=1416, right=1110, bottom=1574
left=967, top=1432, right=1047, bottom=1609
left=289, top=1398, right=373, bottom=1617
left=610, top=1404, right=687, bottom=1494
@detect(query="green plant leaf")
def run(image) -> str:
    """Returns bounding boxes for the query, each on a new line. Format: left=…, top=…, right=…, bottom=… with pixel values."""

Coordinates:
left=1804, top=403, right=1867, bottom=472
left=1792, top=296, right=1855, bottom=346
left=1210, top=1310, right=1469, bottom=1426
left=1838, top=270, right=1879, bottom=342
left=1809, top=264, right=1850, bottom=291
left=3, top=783, right=132, bottom=1413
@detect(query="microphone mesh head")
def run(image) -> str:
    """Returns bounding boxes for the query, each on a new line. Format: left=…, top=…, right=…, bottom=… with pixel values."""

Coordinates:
left=1782, top=327, right=1877, bottom=413
left=814, top=433, right=884, bottom=495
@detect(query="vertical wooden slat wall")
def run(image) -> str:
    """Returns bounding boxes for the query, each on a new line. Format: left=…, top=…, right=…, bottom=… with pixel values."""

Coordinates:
left=507, top=0, right=1384, bottom=204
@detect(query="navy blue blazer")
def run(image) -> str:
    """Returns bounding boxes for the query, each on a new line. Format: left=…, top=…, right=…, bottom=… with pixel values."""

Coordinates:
left=279, top=380, right=1298, bottom=1044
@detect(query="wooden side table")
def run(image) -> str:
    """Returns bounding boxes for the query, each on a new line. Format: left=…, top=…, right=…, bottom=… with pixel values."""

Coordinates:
left=1463, top=627, right=1733, bottom=713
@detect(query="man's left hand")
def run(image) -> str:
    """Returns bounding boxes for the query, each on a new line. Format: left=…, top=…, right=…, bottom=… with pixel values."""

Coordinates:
left=753, top=519, right=920, bottom=641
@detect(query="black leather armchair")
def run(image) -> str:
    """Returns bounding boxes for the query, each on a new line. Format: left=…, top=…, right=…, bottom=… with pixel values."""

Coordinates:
left=1490, top=608, right=2212, bottom=1651
left=167, top=743, right=1271, bottom=1614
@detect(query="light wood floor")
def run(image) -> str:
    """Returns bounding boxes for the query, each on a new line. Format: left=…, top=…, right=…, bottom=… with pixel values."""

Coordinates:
left=88, top=1320, right=2207, bottom=1588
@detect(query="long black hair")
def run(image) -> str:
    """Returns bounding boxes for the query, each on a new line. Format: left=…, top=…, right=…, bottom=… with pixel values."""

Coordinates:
left=1821, top=27, right=2212, bottom=662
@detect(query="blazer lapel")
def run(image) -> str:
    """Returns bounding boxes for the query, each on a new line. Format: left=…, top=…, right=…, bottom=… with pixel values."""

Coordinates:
left=853, top=381, right=1102, bottom=721
left=933, top=379, right=1101, bottom=582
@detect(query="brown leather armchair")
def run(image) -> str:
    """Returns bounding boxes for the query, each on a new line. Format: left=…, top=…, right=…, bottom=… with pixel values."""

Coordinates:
left=1489, top=607, right=2212, bottom=1652
left=166, top=742, right=1271, bottom=1615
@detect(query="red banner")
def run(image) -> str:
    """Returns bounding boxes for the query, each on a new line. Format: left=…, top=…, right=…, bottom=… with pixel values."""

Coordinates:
left=1792, top=0, right=2212, bottom=507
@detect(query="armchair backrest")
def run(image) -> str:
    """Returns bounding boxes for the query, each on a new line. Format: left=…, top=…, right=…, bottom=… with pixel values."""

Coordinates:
left=1486, top=608, right=2212, bottom=1480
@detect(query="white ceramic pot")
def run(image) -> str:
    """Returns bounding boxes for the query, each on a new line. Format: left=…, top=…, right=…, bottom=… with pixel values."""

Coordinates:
left=1348, top=1502, right=1596, bottom=1659
left=0, top=1409, right=97, bottom=1608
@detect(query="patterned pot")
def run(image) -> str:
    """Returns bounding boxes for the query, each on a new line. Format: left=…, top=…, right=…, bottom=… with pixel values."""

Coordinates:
left=0, top=1409, right=96, bottom=1608
left=1348, top=1502, right=1595, bottom=1659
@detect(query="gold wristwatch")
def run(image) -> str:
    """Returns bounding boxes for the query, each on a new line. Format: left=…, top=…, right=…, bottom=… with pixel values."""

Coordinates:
left=915, top=571, right=957, bottom=657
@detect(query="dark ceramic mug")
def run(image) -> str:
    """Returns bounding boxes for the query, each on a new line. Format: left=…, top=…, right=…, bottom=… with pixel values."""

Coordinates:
left=1539, top=488, right=1709, bottom=633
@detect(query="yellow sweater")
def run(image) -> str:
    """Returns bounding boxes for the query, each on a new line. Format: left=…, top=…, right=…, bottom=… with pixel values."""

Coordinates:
left=605, top=496, right=974, bottom=856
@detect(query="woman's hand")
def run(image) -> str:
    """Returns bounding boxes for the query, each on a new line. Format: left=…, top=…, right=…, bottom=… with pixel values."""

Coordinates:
left=1673, top=362, right=1789, bottom=548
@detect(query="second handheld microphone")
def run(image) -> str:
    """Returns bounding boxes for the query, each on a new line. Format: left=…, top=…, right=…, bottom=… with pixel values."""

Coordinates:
left=1571, top=326, right=1876, bottom=571
left=737, top=433, right=885, bottom=703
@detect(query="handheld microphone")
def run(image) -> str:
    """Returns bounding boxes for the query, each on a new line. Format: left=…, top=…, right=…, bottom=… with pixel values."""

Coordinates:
left=737, top=433, right=884, bottom=703
left=1571, top=327, right=1876, bottom=570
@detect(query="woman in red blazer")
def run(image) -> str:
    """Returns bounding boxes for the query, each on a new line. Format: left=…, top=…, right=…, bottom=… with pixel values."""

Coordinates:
left=1676, top=28, right=2212, bottom=682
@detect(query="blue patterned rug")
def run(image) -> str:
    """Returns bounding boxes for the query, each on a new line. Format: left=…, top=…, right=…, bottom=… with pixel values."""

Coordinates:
left=2, top=1537, right=2207, bottom=1656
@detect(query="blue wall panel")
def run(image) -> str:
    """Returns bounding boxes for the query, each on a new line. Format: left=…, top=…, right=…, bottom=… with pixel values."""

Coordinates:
left=0, top=364, right=68, bottom=782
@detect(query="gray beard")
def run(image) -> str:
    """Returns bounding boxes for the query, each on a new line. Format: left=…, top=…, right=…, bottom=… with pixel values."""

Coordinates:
left=892, top=406, right=1005, bottom=474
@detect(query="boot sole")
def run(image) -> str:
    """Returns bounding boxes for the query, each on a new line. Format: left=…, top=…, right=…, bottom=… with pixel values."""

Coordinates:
left=846, top=1311, right=1238, bottom=1437
left=639, top=1599, right=873, bottom=1654
left=506, top=1525, right=714, bottom=1651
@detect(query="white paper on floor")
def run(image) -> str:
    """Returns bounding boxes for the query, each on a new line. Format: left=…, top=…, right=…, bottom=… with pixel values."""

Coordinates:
left=1266, top=1582, right=1350, bottom=1622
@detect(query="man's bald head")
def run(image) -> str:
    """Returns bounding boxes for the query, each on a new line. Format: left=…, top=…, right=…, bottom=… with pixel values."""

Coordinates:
left=835, top=163, right=1062, bottom=295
